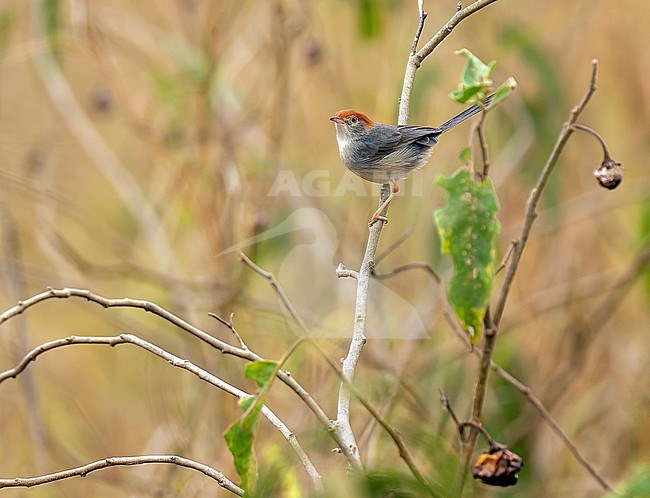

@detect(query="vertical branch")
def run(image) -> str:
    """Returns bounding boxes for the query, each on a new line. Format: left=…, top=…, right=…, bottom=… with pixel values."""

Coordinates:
left=463, top=60, right=600, bottom=476
left=493, top=60, right=598, bottom=326
left=335, top=217, right=385, bottom=466
left=336, top=0, right=501, bottom=469
left=476, top=110, right=491, bottom=180
left=398, top=0, right=500, bottom=124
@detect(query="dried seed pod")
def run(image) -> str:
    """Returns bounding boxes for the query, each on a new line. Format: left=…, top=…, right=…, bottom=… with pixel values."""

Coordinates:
left=472, top=446, right=524, bottom=487
left=594, top=157, right=623, bottom=190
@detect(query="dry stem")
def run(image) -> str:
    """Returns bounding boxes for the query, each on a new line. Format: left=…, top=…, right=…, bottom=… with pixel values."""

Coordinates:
left=0, top=455, right=244, bottom=495
left=463, top=60, right=615, bottom=493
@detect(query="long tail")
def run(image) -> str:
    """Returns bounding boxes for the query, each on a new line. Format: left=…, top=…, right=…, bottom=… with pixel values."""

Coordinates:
left=435, top=93, right=495, bottom=134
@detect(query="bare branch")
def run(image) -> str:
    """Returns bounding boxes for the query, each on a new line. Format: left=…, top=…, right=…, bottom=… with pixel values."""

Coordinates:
left=409, top=7, right=428, bottom=56
left=485, top=360, right=613, bottom=491
left=335, top=217, right=385, bottom=468
left=379, top=244, right=615, bottom=491
left=335, top=263, right=359, bottom=280
left=398, top=0, right=501, bottom=124
left=239, top=254, right=364, bottom=470
left=0, top=455, right=244, bottom=495
left=374, top=225, right=414, bottom=265
left=0, top=286, right=342, bottom=469
left=0, top=287, right=240, bottom=354
left=0, top=333, right=323, bottom=489
left=240, top=252, right=310, bottom=335
left=372, top=262, right=441, bottom=282
left=476, top=109, right=491, bottom=180
left=462, top=57, right=615, bottom=493
left=208, top=311, right=249, bottom=350
left=493, top=59, right=599, bottom=326
left=494, top=240, right=517, bottom=275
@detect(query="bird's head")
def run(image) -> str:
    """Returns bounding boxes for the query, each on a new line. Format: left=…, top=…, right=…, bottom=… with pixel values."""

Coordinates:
left=329, top=110, right=374, bottom=141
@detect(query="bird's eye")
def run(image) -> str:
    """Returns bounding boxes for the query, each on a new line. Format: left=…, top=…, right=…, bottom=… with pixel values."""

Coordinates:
left=350, top=116, right=358, bottom=124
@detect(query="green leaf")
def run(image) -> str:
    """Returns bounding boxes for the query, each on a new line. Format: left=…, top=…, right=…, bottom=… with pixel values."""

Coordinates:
left=224, top=360, right=279, bottom=493
left=450, top=49, right=496, bottom=104
left=224, top=396, right=260, bottom=492
left=458, top=147, right=472, bottom=165
left=245, top=360, right=278, bottom=389
left=434, top=168, right=501, bottom=343
left=488, top=76, right=518, bottom=108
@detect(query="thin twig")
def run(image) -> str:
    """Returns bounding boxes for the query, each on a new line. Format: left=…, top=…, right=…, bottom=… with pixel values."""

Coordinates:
left=317, top=346, right=439, bottom=497
left=438, top=388, right=463, bottom=429
left=571, top=123, right=613, bottom=159
left=240, top=252, right=310, bottom=335
left=238, top=257, right=364, bottom=470
left=409, top=6, right=428, bottom=56
left=493, top=59, right=599, bottom=327
left=0, top=288, right=354, bottom=470
left=208, top=311, right=249, bottom=350
left=463, top=60, right=615, bottom=492
left=398, top=0, right=501, bottom=124
left=374, top=225, right=414, bottom=265
left=485, top=359, right=613, bottom=492
left=462, top=307, right=497, bottom=473
left=336, top=199, right=387, bottom=467
left=376, top=244, right=616, bottom=491
left=0, top=455, right=244, bottom=495
left=440, top=389, right=499, bottom=449
left=0, top=334, right=324, bottom=490
left=335, top=263, right=359, bottom=280
left=476, top=109, right=491, bottom=180
left=372, top=262, right=441, bottom=282
left=494, top=240, right=517, bottom=275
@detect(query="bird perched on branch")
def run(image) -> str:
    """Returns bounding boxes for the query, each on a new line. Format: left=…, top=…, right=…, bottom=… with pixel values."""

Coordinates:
left=330, top=99, right=490, bottom=225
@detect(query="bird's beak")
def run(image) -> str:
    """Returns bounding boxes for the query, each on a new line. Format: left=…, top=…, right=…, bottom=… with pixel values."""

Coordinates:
left=329, top=116, right=344, bottom=124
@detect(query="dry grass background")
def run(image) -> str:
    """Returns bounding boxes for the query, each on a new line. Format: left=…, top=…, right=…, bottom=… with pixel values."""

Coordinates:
left=0, top=1, right=649, bottom=497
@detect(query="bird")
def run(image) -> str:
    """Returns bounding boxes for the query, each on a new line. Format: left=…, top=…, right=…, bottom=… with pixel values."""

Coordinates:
left=330, top=98, right=491, bottom=225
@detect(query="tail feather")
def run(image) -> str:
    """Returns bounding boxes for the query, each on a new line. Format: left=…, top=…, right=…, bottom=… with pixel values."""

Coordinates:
left=435, top=93, right=495, bottom=134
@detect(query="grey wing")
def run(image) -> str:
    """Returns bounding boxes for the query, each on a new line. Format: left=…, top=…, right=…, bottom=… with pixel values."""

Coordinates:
left=355, top=124, right=403, bottom=164
left=351, top=124, right=441, bottom=167
left=396, top=125, right=442, bottom=147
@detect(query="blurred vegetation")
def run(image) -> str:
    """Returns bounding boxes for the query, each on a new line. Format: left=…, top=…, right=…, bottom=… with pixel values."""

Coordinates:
left=0, top=0, right=649, bottom=497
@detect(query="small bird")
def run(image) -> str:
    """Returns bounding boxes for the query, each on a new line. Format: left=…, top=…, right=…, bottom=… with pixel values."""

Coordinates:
left=330, top=100, right=490, bottom=225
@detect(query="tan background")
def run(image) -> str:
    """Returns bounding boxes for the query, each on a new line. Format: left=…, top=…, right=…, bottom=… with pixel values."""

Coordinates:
left=0, top=1, right=648, bottom=497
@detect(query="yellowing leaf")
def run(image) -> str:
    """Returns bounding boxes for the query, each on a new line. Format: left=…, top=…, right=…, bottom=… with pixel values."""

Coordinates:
left=434, top=168, right=500, bottom=343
